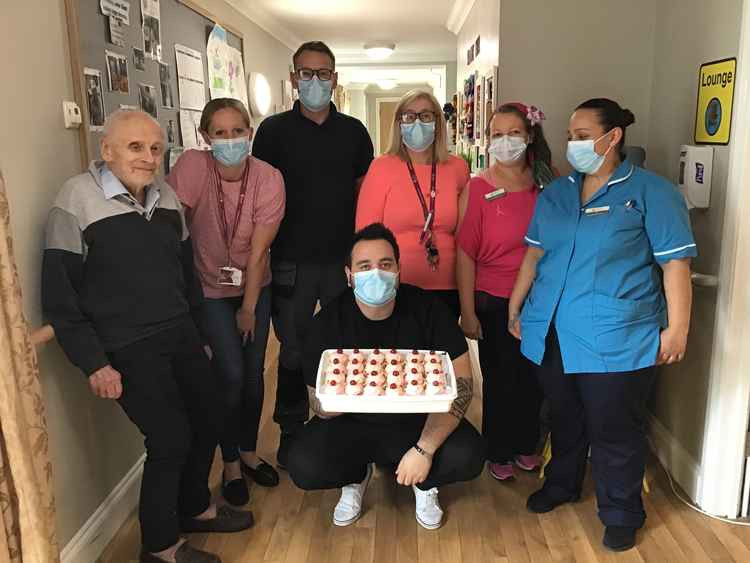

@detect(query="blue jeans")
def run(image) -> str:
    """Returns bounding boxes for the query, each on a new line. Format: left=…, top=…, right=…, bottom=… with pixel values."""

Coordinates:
left=199, top=286, right=271, bottom=462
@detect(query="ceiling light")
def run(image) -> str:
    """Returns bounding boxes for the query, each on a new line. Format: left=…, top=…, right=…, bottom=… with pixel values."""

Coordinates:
left=365, top=42, right=396, bottom=60
left=376, top=79, right=397, bottom=90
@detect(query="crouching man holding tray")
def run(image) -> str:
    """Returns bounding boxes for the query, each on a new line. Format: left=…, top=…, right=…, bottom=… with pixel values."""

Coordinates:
left=287, top=223, right=485, bottom=530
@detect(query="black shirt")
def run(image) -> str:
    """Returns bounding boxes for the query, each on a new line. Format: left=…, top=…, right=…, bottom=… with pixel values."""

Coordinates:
left=304, top=284, right=468, bottom=424
left=252, top=101, right=374, bottom=264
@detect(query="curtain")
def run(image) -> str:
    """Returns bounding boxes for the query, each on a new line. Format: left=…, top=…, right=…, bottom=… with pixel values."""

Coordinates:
left=0, top=171, right=59, bottom=562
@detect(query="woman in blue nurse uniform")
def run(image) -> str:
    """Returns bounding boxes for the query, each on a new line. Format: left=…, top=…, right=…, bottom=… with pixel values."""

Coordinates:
left=508, top=98, right=695, bottom=552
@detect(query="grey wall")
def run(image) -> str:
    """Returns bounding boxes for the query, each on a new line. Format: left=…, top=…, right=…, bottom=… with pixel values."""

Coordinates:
left=0, top=0, right=291, bottom=550
left=646, top=0, right=743, bottom=463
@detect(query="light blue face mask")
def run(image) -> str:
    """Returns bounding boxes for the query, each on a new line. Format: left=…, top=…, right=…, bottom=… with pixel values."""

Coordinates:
left=352, top=268, right=398, bottom=307
left=400, top=121, right=436, bottom=152
left=566, top=130, right=614, bottom=174
left=297, top=76, right=333, bottom=112
left=211, top=137, right=250, bottom=167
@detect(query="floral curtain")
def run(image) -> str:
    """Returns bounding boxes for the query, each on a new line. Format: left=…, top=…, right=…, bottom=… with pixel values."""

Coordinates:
left=0, top=170, right=58, bottom=562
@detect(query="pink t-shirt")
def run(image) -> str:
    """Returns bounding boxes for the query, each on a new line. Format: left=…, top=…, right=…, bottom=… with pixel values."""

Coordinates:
left=356, top=154, right=470, bottom=290
left=456, top=176, right=538, bottom=298
left=167, top=150, right=285, bottom=299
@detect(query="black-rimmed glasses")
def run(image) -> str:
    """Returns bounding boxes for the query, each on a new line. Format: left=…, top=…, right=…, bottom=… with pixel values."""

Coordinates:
left=296, top=68, right=334, bottom=81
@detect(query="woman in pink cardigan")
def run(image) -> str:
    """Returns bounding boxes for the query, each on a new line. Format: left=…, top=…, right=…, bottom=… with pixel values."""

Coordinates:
left=356, top=89, right=470, bottom=317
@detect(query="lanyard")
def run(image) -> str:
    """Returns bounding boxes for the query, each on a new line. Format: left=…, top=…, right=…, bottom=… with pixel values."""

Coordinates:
left=213, top=161, right=250, bottom=266
left=405, top=146, right=439, bottom=270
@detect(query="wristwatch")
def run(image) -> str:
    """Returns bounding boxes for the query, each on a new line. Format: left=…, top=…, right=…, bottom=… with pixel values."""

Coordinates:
left=413, top=444, right=433, bottom=458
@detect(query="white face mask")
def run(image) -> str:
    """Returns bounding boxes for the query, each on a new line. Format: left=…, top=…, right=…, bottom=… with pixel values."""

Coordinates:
left=489, top=135, right=528, bottom=164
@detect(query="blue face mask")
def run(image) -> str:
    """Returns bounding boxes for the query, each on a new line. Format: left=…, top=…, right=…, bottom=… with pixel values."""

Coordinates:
left=297, top=76, right=333, bottom=112
left=211, top=137, right=250, bottom=167
left=566, top=130, right=614, bottom=174
left=352, top=268, right=398, bottom=307
left=400, top=121, right=435, bottom=152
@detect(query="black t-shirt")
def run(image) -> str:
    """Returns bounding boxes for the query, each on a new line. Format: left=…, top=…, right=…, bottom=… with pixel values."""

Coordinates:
left=252, top=101, right=374, bottom=264
left=304, top=284, right=468, bottom=424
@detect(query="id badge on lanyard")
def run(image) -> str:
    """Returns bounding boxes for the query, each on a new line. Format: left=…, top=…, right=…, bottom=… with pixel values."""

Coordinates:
left=406, top=151, right=439, bottom=271
left=215, top=163, right=250, bottom=286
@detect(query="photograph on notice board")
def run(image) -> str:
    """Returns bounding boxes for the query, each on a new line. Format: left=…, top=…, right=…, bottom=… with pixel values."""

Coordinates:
left=138, top=83, right=158, bottom=118
left=159, top=62, right=174, bottom=108
left=84, top=67, right=106, bottom=131
left=141, top=0, right=162, bottom=60
left=105, top=50, right=129, bottom=94
left=108, top=16, right=127, bottom=47
left=100, top=0, right=131, bottom=24
left=167, top=119, right=176, bottom=144
left=133, top=47, right=145, bottom=71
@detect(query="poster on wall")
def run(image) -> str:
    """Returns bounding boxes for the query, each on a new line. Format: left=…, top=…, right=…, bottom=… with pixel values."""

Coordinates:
left=141, top=0, right=162, bottom=60
left=133, top=47, right=145, bottom=71
left=100, top=0, right=130, bottom=24
left=175, top=44, right=206, bottom=110
left=108, top=16, right=127, bottom=47
left=206, top=24, right=249, bottom=109
left=159, top=62, right=174, bottom=108
left=84, top=67, right=106, bottom=131
left=138, top=83, right=158, bottom=118
left=105, top=50, right=129, bottom=93
left=694, top=57, right=736, bottom=145
left=179, top=109, right=210, bottom=150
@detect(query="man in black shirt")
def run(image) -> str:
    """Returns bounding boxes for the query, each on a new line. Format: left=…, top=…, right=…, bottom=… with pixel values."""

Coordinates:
left=42, top=110, right=252, bottom=563
left=252, top=41, right=374, bottom=465
left=287, top=224, right=485, bottom=530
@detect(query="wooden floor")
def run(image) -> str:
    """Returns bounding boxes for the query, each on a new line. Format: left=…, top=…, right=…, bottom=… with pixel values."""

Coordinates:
left=102, top=336, right=750, bottom=562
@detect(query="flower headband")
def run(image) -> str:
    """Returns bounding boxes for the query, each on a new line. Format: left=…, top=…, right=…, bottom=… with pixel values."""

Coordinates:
left=505, top=102, right=546, bottom=127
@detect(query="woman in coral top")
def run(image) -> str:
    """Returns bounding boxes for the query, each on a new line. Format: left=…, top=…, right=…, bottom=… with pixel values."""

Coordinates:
left=456, top=102, right=555, bottom=482
left=356, top=90, right=470, bottom=317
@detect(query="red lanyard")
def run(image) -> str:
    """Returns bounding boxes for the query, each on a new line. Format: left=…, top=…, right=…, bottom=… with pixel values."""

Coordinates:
left=213, top=161, right=250, bottom=266
left=405, top=147, right=439, bottom=270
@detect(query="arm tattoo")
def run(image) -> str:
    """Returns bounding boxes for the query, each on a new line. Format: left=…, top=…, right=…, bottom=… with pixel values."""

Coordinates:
left=449, top=377, right=473, bottom=420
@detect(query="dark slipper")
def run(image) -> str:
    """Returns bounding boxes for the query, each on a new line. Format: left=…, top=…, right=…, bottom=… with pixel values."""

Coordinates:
left=603, top=525, right=638, bottom=552
left=181, top=505, right=254, bottom=534
left=221, top=474, right=250, bottom=506
left=140, top=541, right=221, bottom=562
left=241, top=458, right=280, bottom=487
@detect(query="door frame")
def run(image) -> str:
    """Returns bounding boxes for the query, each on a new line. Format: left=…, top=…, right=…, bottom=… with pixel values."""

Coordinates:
left=375, top=97, right=402, bottom=155
left=697, top=0, right=750, bottom=517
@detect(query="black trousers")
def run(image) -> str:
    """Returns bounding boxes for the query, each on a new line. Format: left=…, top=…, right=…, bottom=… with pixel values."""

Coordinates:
left=475, top=292, right=542, bottom=462
left=110, top=319, right=222, bottom=552
left=287, top=415, right=486, bottom=491
left=271, top=260, right=347, bottom=432
left=535, top=329, right=655, bottom=528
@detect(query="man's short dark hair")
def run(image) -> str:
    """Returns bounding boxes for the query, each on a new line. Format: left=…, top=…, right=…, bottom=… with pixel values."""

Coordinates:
left=347, top=223, right=400, bottom=266
left=293, top=41, right=336, bottom=69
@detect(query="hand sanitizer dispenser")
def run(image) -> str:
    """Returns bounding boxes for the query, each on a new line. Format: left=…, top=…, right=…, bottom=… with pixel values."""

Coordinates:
left=678, top=145, right=713, bottom=209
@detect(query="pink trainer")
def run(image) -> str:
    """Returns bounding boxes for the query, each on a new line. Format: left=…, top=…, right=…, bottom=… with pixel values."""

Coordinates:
left=489, top=462, right=515, bottom=481
left=514, top=454, right=542, bottom=471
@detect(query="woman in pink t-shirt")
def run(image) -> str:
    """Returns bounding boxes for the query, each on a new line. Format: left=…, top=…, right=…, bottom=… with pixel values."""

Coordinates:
left=456, top=102, right=556, bottom=482
left=168, top=98, right=285, bottom=505
left=356, top=90, right=470, bottom=317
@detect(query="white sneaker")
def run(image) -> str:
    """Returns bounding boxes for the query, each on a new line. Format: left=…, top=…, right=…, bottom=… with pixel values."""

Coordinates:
left=413, top=485, right=443, bottom=530
left=333, top=464, right=373, bottom=526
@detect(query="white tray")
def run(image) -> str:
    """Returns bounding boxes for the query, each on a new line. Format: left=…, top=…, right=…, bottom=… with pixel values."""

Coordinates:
left=315, top=349, right=458, bottom=413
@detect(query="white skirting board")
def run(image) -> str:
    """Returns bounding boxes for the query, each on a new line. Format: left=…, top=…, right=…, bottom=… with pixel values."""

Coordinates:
left=61, top=453, right=145, bottom=563
left=647, top=414, right=702, bottom=502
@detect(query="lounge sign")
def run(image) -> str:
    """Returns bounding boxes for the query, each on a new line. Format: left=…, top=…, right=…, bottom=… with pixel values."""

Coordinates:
left=695, top=57, right=737, bottom=145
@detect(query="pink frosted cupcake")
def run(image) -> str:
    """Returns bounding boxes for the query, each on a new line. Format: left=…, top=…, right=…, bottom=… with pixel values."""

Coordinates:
left=368, top=348, right=386, bottom=366
left=386, top=370, right=403, bottom=387
left=406, top=350, right=424, bottom=366
left=328, top=349, right=349, bottom=369
left=426, top=379, right=445, bottom=395
left=385, top=349, right=403, bottom=364
left=363, top=380, right=385, bottom=396
left=385, top=359, right=402, bottom=376
left=349, top=348, right=366, bottom=366
left=345, top=379, right=364, bottom=395
left=405, top=378, right=425, bottom=395
left=386, top=382, right=404, bottom=396
left=324, top=379, right=345, bottom=395
left=366, top=371, right=386, bottom=386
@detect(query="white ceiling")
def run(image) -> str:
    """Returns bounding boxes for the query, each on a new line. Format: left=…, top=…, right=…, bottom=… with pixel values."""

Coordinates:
left=227, top=0, right=471, bottom=64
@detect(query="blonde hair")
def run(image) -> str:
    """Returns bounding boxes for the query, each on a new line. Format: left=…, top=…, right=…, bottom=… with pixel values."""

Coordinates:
left=386, top=89, right=450, bottom=163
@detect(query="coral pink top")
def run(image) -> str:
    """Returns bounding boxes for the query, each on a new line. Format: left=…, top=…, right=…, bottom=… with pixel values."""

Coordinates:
left=167, top=150, right=285, bottom=299
left=456, top=176, right=538, bottom=298
left=356, top=154, right=470, bottom=290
